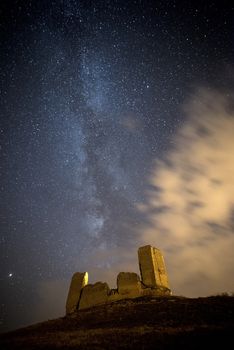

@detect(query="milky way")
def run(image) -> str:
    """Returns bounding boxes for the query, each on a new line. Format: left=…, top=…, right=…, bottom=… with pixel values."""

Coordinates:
left=1, top=1, right=234, bottom=332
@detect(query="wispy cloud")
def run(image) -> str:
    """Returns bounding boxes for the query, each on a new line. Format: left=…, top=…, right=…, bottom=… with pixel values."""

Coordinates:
left=139, top=88, right=234, bottom=296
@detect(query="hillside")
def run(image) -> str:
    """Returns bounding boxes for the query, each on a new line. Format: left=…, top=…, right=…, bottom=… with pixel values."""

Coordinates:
left=1, top=295, right=234, bottom=349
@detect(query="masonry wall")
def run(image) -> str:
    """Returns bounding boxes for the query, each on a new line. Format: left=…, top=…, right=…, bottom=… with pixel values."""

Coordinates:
left=138, top=245, right=170, bottom=289
left=152, top=247, right=170, bottom=289
left=66, top=272, right=88, bottom=314
left=65, top=245, right=171, bottom=314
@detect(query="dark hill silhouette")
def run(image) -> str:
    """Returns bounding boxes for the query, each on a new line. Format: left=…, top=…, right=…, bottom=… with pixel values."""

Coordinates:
left=1, top=295, right=234, bottom=349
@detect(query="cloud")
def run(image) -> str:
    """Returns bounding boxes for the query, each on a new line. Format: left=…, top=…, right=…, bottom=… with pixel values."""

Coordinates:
left=140, top=88, right=234, bottom=296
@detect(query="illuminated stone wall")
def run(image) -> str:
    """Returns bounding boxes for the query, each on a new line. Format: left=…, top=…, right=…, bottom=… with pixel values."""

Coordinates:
left=66, top=272, right=88, bottom=314
left=138, top=245, right=170, bottom=289
left=65, top=245, right=171, bottom=314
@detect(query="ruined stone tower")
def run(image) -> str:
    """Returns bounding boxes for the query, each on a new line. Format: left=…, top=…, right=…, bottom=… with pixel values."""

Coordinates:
left=66, top=272, right=88, bottom=314
left=138, top=245, right=170, bottom=289
left=66, top=245, right=171, bottom=314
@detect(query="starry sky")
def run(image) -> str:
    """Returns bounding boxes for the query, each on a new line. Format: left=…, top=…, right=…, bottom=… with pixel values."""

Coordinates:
left=1, top=0, right=234, bottom=333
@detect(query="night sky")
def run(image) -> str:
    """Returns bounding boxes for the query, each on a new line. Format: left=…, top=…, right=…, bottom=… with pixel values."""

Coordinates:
left=1, top=0, right=234, bottom=333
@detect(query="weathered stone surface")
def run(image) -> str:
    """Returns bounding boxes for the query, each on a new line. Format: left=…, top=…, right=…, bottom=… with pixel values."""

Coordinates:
left=79, top=282, right=110, bottom=309
left=138, top=245, right=170, bottom=289
left=138, top=245, right=157, bottom=287
left=66, top=245, right=171, bottom=312
left=66, top=272, right=88, bottom=315
left=153, top=247, right=170, bottom=289
left=117, top=272, right=141, bottom=296
left=141, top=286, right=172, bottom=297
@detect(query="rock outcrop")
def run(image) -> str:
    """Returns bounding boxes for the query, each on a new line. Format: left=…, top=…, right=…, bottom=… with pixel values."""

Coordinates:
left=66, top=245, right=171, bottom=314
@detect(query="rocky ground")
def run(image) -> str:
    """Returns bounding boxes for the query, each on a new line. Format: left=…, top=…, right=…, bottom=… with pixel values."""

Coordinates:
left=1, top=295, right=234, bottom=349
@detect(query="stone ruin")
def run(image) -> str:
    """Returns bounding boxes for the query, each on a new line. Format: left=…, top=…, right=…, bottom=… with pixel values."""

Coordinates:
left=66, top=245, right=171, bottom=314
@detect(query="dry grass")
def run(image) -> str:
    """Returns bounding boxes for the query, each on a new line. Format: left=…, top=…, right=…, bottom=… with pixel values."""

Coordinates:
left=1, top=295, right=234, bottom=349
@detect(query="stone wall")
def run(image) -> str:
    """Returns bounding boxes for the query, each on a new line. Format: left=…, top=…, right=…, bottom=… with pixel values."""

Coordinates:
left=66, top=272, right=88, bottom=314
left=138, top=245, right=170, bottom=289
left=65, top=245, right=171, bottom=314
left=117, top=272, right=141, bottom=297
left=152, top=247, right=170, bottom=289
left=79, top=282, right=110, bottom=309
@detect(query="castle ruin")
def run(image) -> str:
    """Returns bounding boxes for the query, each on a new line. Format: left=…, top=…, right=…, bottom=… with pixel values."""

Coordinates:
left=66, top=245, right=171, bottom=314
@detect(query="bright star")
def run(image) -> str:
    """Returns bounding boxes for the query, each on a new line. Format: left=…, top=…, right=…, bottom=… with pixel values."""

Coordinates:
left=8, top=273, right=13, bottom=278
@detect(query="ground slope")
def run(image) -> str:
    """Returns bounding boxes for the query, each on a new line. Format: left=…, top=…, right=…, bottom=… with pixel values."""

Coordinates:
left=1, top=295, right=234, bottom=349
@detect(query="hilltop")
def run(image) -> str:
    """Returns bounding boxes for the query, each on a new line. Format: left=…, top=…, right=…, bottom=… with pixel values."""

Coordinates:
left=1, top=295, right=234, bottom=349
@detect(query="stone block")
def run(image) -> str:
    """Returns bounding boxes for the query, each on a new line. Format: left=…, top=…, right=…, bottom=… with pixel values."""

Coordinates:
left=138, top=245, right=157, bottom=287
left=153, top=247, right=170, bottom=289
left=138, top=245, right=170, bottom=289
left=117, top=272, right=141, bottom=296
left=79, top=282, right=110, bottom=309
left=66, top=272, right=88, bottom=315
